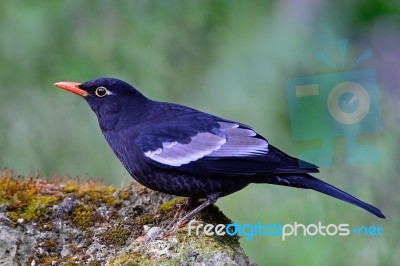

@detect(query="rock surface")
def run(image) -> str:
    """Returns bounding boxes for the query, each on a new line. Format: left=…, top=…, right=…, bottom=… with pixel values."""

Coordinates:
left=0, top=170, right=255, bottom=265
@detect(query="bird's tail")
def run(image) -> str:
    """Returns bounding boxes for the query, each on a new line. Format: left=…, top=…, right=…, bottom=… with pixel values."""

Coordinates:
left=260, top=174, right=385, bottom=219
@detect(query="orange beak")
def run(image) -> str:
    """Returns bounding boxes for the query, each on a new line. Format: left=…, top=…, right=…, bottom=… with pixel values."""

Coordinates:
left=54, top=81, right=89, bottom=97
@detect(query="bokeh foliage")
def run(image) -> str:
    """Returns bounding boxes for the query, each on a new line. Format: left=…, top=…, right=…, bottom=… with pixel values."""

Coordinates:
left=0, top=1, right=399, bottom=265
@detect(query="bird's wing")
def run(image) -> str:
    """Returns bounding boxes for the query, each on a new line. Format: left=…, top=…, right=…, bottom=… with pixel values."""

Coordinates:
left=137, top=121, right=318, bottom=176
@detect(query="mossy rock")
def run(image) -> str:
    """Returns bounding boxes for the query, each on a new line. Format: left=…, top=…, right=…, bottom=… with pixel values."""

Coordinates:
left=0, top=169, right=255, bottom=265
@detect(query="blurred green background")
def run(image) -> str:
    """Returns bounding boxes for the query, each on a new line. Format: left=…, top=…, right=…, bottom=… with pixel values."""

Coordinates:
left=1, top=1, right=398, bottom=265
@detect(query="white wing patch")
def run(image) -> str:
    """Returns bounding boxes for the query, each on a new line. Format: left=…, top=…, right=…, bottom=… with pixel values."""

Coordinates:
left=208, top=122, right=269, bottom=157
left=144, top=122, right=269, bottom=167
left=144, top=132, right=226, bottom=167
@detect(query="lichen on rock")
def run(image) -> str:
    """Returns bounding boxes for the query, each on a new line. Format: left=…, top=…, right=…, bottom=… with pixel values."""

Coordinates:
left=0, top=169, right=255, bottom=265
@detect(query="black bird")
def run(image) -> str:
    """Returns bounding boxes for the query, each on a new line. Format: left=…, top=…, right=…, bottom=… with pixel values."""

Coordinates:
left=54, top=77, right=385, bottom=228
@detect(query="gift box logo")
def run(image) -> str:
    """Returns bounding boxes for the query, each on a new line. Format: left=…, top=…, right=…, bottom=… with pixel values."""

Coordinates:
left=286, top=40, right=382, bottom=168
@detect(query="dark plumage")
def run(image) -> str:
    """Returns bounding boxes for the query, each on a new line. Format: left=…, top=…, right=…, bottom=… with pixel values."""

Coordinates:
left=54, top=77, right=385, bottom=227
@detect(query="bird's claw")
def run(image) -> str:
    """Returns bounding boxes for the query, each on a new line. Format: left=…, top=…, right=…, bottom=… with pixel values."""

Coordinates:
left=146, top=199, right=192, bottom=241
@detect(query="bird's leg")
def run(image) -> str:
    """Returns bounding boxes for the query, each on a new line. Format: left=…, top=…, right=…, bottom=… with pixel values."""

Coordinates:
left=164, top=198, right=195, bottom=232
left=149, top=198, right=196, bottom=241
left=166, top=193, right=220, bottom=233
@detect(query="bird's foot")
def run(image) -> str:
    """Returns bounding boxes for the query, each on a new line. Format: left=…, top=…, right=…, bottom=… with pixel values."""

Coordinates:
left=146, top=198, right=193, bottom=241
left=163, top=194, right=220, bottom=235
left=164, top=198, right=193, bottom=233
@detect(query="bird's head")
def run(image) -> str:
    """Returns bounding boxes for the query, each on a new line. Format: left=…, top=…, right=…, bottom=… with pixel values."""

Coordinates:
left=54, top=77, right=147, bottom=113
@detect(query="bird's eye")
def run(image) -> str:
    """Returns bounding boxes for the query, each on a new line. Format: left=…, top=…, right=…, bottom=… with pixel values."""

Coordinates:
left=95, top=87, right=109, bottom=97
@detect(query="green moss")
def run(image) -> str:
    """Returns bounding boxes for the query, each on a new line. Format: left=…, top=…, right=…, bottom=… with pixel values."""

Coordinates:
left=134, top=213, right=155, bottom=226
left=22, top=196, right=58, bottom=221
left=64, top=258, right=78, bottom=266
left=200, top=203, right=233, bottom=224
left=118, top=188, right=132, bottom=200
left=110, top=252, right=153, bottom=266
left=129, top=213, right=157, bottom=237
left=198, top=204, right=240, bottom=249
left=88, top=260, right=102, bottom=266
left=158, top=197, right=186, bottom=215
left=0, top=172, right=245, bottom=265
left=165, top=229, right=241, bottom=265
left=101, top=225, right=131, bottom=246
left=39, top=256, right=59, bottom=266
left=69, top=204, right=102, bottom=229
left=211, top=230, right=240, bottom=251
left=0, top=176, right=60, bottom=223
left=156, top=203, right=241, bottom=265
left=77, top=185, right=119, bottom=207
left=63, top=183, right=79, bottom=193
left=0, top=177, right=39, bottom=208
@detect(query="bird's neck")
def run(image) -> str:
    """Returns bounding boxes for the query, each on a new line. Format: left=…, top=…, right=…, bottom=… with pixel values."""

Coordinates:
left=91, top=98, right=151, bottom=132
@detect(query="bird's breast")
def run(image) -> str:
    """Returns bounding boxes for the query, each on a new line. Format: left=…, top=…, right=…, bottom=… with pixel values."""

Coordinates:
left=102, top=130, right=143, bottom=173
